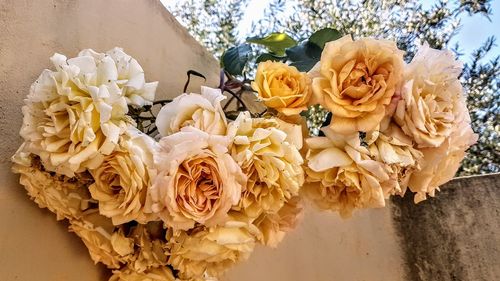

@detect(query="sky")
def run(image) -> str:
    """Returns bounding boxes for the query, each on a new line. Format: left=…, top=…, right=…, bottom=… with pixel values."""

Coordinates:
left=164, top=0, right=500, bottom=62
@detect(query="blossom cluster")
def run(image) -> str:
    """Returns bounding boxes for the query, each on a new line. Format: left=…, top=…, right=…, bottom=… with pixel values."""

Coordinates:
left=251, top=35, right=477, bottom=217
left=12, top=32, right=477, bottom=280
left=12, top=48, right=304, bottom=280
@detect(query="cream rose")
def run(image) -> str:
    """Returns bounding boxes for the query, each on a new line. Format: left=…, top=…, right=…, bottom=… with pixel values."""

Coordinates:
left=19, top=48, right=157, bottom=177
left=69, top=210, right=134, bottom=268
left=227, top=112, right=304, bottom=218
left=12, top=145, right=94, bottom=221
left=395, top=44, right=466, bottom=148
left=109, top=266, right=175, bottom=281
left=311, top=35, right=404, bottom=134
left=156, top=87, right=227, bottom=136
left=251, top=61, right=312, bottom=116
left=253, top=196, right=303, bottom=248
left=407, top=95, right=477, bottom=203
left=147, top=127, right=245, bottom=230
left=167, top=214, right=259, bottom=278
left=89, top=128, right=158, bottom=225
left=304, top=128, right=392, bottom=217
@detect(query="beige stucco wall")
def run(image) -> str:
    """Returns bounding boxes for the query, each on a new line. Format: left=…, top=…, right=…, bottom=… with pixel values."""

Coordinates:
left=0, top=1, right=405, bottom=280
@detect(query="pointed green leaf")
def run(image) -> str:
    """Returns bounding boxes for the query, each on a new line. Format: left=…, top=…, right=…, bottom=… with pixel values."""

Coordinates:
left=285, top=41, right=321, bottom=71
left=309, top=28, right=342, bottom=49
left=247, top=33, right=297, bottom=56
left=221, top=44, right=252, bottom=76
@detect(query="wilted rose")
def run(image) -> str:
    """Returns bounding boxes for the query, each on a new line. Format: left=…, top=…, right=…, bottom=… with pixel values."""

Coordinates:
left=127, top=222, right=169, bottom=273
left=12, top=146, right=94, bottom=221
left=109, top=266, right=175, bottom=281
left=167, top=213, right=259, bottom=278
left=252, top=196, right=303, bottom=247
left=366, top=123, right=423, bottom=197
left=303, top=128, right=392, bottom=217
left=69, top=210, right=134, bottom=268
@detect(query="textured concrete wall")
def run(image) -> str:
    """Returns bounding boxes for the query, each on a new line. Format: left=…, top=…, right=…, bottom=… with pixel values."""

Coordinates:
left=392, top=173, right=500, bottom=281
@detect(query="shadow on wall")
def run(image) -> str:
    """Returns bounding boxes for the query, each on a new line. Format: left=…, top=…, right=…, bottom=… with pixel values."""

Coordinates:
left=392, top=173, right=500, bottom=281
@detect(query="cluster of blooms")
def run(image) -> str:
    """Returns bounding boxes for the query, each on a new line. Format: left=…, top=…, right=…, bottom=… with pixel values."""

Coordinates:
left=251, top=35, right=477, bottom=217
left=12, top=33, right=477, bottom=280
left=12, top=48, right=304, bottom=280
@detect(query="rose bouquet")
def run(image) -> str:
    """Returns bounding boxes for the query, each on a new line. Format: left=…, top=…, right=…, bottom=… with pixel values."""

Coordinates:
left=12, top=28, right=476, bottom=280
left=12, top=47, right=303, bottom=280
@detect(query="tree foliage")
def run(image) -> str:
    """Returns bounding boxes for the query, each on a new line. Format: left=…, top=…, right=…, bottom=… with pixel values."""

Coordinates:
left=166, top=0, right=499, bottom=176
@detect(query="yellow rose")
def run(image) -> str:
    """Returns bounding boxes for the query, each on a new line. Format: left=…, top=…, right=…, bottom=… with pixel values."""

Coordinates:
left=311, top=35, right=404, bottom=134
left=69, top=210, right=134, bottom=268
left=226, top=112, right=304, bottom=218
left=252, top=61, right=311, bottom=116
left=109, top=266, right=175, bottom=281
left=167, top=213, right=259, bottom=278
left=395, top=44, right=468, bottom=148
left=147, top=127, right=246, bottom=230
left=89, top=128, right=158, bottom=225
left=304, top=128, right=392, bottom=217
left=156, top=87, right=227, bottom=136
left=11, top=146, right=94, bottom=221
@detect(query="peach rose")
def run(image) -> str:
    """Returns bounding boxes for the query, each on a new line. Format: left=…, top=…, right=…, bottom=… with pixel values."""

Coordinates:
left=310, top=35, right=404, bottom=134
left=147, top=127, right=246, bottom=230
left=304, top=128, right=392, bottom=217
left=167, top=213, right=259, bottom=278
left=407, top=94, right=477, bottom=203
left=395, top=44, right=467, bottom=148
left=89, top=128, right=158, bottom=225
left=252, top=61, right=312, bottom=116
left=156, top=87, right=227, bottom=136
left=226, top=112, right=304, bottom=218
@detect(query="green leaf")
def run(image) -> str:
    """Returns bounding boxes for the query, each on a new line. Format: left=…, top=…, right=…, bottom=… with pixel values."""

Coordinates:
left=309, top=28, right=342, bottom=49
left=247, top=33, right=297, bottom=56
left=285, top=42, right=321, bottom=72
left=256, top=53, right=286, bottom=63
left=290, top=59, right=318, bottom=72
left=221, top=44, right=252, bottom=76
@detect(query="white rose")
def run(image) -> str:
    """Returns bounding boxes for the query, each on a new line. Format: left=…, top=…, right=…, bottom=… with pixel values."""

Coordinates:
left=156, top=87, right=227, bottom=136
left=19, top=48, right=157, bottom=176
left=395, top=43, right=464, bottom=148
